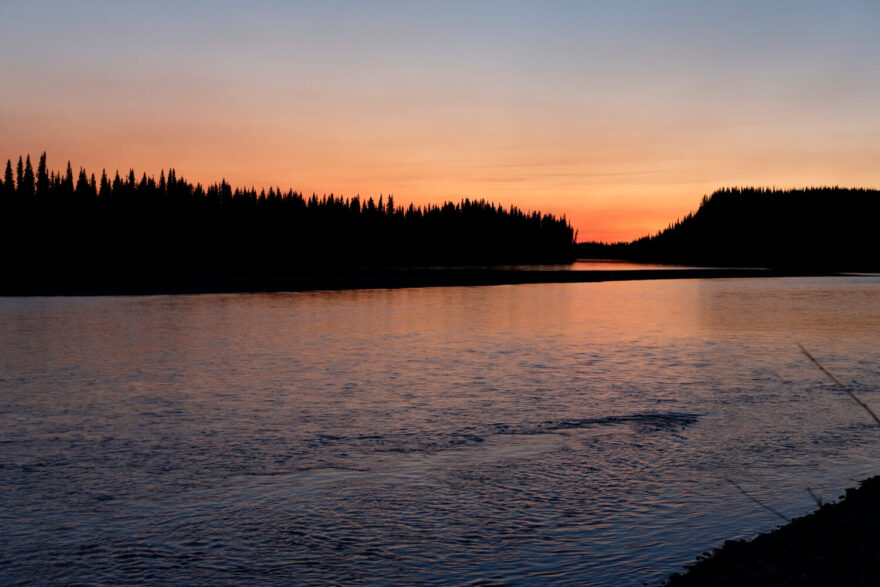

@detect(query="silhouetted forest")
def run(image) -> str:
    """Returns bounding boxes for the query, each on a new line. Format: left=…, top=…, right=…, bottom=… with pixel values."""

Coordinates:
left=0, top=153, right=575, bottom=281
left=578, top=187, right=880, bottom=270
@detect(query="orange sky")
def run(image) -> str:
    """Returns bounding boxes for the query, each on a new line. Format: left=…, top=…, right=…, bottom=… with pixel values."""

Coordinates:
left=3, top=2, right=880, bottom=242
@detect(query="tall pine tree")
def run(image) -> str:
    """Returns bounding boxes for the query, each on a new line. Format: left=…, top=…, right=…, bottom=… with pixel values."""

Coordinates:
left=99, top=169, right=110, bottom=197
left=20, top=155, right=35, bottom=198
left=15, top=156, right=23, bottom=194
left=36, top=152, right=49, bottom=199
left=1, top=160, right=11, bottom=198
left=75, top=168, right=90, bottom=200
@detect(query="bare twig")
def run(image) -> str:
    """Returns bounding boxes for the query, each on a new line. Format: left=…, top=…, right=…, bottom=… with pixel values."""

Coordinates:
left=726, top=478, right=790, bottom=523
left=806, top=487, right=823, bottom=508
left=798, top=343, right=880, bottom=427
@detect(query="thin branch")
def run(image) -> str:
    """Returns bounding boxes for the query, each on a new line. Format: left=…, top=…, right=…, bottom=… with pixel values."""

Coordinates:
left=806, top=487, right=823, bottom=508
left=798, top=343, right=880, bottom=427
left=726, top=478, right=790, bottom=523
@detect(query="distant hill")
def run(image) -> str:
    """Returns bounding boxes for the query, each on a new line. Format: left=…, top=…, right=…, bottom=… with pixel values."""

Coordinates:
left=578, top=187, right=880, bottom=270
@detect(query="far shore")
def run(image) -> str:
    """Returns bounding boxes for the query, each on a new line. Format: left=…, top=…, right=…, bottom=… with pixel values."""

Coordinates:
left=0, top=267, right=848, bottom=297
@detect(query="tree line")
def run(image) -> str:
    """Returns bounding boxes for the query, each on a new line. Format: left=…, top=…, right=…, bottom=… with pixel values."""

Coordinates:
left=1, top=153, right=576, bottom=280
left=577, top=187, right=880, bottom=270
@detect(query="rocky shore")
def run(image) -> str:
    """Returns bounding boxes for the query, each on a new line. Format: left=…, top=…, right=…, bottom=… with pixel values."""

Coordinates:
left=665, top=476, right=880, bottom=585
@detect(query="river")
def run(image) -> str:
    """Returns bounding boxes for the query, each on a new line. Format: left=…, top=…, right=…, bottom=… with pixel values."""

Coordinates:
left=1, top=275, right=879, bottom=585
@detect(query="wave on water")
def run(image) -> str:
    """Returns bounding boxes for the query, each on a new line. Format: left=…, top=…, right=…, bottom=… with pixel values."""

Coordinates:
left=515, top=411, right=702, bottom=434
left=315, top=411, right=701, bottom=456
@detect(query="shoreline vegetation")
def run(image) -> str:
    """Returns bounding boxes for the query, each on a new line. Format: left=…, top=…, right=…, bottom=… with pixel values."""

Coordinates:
left=665, top=476, right=880, bottom=585
left=0, top=153, right=575, bottom=286
left=1, top=153, right=877, bottom=295
left=579, top=186, right=880, bottom=271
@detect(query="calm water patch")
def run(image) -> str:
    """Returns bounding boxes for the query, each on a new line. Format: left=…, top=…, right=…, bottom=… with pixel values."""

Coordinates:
left=1, top=276, right=879, bottom=585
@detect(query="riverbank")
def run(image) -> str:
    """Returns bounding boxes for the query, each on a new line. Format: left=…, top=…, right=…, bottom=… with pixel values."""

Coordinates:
left=0, top=267, right=842, bottom=296
left=665, top=475, right=880, bottom=585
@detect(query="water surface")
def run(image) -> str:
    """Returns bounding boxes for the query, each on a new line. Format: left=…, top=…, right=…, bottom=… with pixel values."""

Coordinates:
left=1, top=276, right=879, bottom=585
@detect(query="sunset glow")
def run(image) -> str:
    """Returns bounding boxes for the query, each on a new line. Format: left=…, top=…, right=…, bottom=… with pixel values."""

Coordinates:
left=3, top=1, right=879, bottom=242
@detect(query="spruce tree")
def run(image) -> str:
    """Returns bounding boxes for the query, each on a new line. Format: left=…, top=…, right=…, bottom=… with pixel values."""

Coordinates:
left=112, top=171, right=122, bottom=197
left=15, top=156, right=23, bottom=192
left=75, top=168, right=90, bottom=199
left=99, top=169, right=110, bottom=197
left=20, top=155, right=35, bottom=198
left=60, top=161, right=74, bottom=199
left=2, top=160, right=12, bottom=198
left=36, top=152, right=49, bottom=198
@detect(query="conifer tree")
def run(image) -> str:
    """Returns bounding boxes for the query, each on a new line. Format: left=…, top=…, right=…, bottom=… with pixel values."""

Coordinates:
left=36, top=152, right=49, bottom=198
left=75, top=168, right=90, bottom=199
left=60, top=161, right=75, bottom=199
left=99, top=169, right=110, bottom=197
left=20, top=155, right=35, bottom=198
left=112, top=171, right=122, bottom=197
left=2, top=160, right=13, bottom=198
left=15, top=156, right=23, bottom=192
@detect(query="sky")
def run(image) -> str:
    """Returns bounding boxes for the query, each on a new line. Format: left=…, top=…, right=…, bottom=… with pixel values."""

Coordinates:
left=2, top=1, right=879, bottom=242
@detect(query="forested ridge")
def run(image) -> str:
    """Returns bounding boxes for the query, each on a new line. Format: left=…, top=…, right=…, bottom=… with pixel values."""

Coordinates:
left=578, top=187, right=880, bottom=270
left=0, top=153, right=575, bottom=280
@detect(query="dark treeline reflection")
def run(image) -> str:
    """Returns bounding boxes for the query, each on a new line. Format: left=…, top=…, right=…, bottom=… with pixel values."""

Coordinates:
left=1, top=154, right=575, bottom=280
left=578, top=187, right=880, bottom=270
